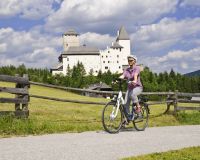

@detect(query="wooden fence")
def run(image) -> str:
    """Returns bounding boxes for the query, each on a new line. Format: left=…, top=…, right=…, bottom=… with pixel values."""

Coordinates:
left=143, top=91, right=200, bottom=113
left=0, top=74, right=30, bottom=117
left=29, top=81, right=200, bottom=114
left=0, top=75, right=199, bottom=118
left=176, top=91, right=200, bottom=112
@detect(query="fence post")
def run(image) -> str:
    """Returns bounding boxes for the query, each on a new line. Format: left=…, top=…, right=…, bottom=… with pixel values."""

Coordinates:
left=174, top=90, right=178, bottom=114
left=164, top=93, right=172, bottom=114
left=22, top=74, right=29, bottom=117
left=15, top=74, right=21, bottom=111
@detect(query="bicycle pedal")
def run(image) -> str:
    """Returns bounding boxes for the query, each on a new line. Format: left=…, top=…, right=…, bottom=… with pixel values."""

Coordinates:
left=135, top=113, right=143, bottom=120
left=122, top=119, right=129, bottom=125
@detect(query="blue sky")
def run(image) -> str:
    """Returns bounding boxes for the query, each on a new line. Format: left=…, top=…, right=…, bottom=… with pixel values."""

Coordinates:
left=0, top=0, right=200, bottom=74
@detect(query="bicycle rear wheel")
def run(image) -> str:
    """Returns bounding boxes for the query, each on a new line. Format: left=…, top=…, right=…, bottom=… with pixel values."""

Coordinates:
left=133, top=103, right=149, bottom=131
left=102, top=101, right=123, bottom=133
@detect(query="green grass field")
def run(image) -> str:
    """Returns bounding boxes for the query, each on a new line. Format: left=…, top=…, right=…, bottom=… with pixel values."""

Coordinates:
left=0, top=81, right=200, bottom=137
left=123, top=146, right=200, bottom=160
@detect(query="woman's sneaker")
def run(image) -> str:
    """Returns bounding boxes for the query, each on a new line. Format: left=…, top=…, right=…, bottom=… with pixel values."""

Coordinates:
left=135, top=106, right=143, bottom=120
left=135, top=106, right=141, bottom=113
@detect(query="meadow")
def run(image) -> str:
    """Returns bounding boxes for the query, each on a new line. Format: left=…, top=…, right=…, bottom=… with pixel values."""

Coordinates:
left=123, top=146, right=200, bottom=160
left=0, top=81, right=200, bottom=137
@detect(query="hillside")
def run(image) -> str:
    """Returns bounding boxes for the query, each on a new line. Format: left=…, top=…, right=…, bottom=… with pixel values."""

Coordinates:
left=184, top=70, right=200, bottom=77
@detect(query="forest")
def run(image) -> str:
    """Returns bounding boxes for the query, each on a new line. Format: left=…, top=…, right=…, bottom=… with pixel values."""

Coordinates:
left=0, top=63, right=199, bottom=93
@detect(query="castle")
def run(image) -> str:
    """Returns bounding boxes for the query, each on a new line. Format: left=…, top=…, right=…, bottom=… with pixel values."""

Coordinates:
left=51, top=26, right=131, bottom=75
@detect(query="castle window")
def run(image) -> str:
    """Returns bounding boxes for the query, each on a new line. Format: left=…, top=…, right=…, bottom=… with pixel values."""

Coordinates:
left=120, top=48, right=121, bottom=52
left=108, top=61, right=110, bottom=63
left=117, top=61, right=119, bottom=63
left=117, top=55, right=119, bottom=58
left=108, top=51, right=110, bottom=53
left=102, top=56, right=103, bottom=58
left=106, top=55, right=108, bottom=58
left=119, top=66, right=121, bottom=69
left=67, top=58, right=69, bottom=61
left=103, top=61, right=105, bottom=63
left=105, top=66, right=108, bottom=69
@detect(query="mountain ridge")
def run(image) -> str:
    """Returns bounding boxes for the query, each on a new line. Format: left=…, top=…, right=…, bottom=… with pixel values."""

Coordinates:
left=184, top=70, right=200, bottom=77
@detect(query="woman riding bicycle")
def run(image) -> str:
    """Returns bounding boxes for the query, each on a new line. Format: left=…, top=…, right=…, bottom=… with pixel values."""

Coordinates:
left=120, top=55, right=143, bottom=120
left=102, top=54, right=148, bottom=133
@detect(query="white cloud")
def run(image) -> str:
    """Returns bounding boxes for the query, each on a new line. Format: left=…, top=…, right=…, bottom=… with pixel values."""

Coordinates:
left=131, top=17, right=200, bottom=56
left=21, top=47, right=58, bottom=68
left=0, top=27, right=61, bottom=68
left=140, top=47, right=200, bottom=73
left=0, top=43, right=7, bottom=53
left=80, top=32, right=114, bottom=49
left=158, top=48, right=200, bottom=62
left=181, top=62, right=188, bottom=69
left=180, top=0, right=200, bottom=7
left=45, top=0, right=178, bottom=33
left=0, top=0, right=59, bottom=20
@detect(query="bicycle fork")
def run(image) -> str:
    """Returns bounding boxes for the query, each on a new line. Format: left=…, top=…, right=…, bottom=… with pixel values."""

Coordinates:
left=110, top=101, right=120, bottom=120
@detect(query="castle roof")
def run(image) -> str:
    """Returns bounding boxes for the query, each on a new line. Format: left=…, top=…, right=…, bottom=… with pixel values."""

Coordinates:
left=63, top=29, right=79, bottom=36
left=50, top=63, right=63, bottom=71
left=87, top=82, right=111, bottom=90
left=116, top=26, right=130, bottom=41
left=110, top=42, right=123, bottom=49
left=61, top=46, right=100, bottom=56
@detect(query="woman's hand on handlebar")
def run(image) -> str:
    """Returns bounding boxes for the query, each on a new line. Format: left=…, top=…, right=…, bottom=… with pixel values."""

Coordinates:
left=130, top=80, right=137, bottom=86
left=119, top=75, right=124, bottom=79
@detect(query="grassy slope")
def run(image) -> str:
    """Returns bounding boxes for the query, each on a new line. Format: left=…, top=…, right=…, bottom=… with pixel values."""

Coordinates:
left=0, top=81, right=200, bottom=137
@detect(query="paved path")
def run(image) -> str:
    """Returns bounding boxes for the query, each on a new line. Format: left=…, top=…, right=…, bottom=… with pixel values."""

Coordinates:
left=0, top=125, right=200, bottom=160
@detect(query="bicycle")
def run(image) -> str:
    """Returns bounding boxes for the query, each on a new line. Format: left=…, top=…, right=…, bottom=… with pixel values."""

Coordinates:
left=102, top=78, right=149, bottom=133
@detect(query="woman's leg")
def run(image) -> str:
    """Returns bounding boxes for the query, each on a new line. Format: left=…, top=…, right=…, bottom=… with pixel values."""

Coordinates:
left=124, top=90, right=132, bottom=114
left=131, top=87, right=143, bottom=112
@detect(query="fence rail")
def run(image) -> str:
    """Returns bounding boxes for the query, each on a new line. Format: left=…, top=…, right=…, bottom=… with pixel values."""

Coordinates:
left=0, top=87, right=28, bottom=95
left=177, top=92, right=200, bottom=97
left=1, top=75, right=200, bottom=117
left=0, top=75, right=29, bottom=85
left=30, top=81, right=200, bottom=113
left=30, top=94, right=106, bottom=105
left=0, top=74, right=30, bottom=117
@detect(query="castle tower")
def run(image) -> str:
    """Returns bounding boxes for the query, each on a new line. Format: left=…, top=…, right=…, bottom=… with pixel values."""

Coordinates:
left=116, top=26, right=131, bottom=63
left=62, top=29, right=80, bottom=51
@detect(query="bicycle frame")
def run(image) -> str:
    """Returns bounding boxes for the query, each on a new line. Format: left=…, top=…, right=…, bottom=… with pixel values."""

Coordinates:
left=111, top=90, right=124, bottom=119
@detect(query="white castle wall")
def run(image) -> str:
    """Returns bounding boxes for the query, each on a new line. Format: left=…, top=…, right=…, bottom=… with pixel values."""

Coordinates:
left=100, top=48, right=122, bottom=73
left=63, top=35, right=80, bottom=51
left=100, top=40, right=130, bottom=73
left=118, top=40, right=130, bottom=66
left=62, top=55, right=101, bottom=76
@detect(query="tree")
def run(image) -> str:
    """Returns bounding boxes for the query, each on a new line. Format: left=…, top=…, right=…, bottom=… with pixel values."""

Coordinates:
left=102, top=70, right=112, bottom=85
left=17, top=64, right=27, bottom=76
left=169, top=68, right=176, bottom=79
left=64, top=65, right=72, bottom=87
left=71, top=62, right=86, bottom=88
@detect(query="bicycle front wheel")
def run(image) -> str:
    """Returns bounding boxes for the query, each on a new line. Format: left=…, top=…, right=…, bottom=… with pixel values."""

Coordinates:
left=102, top=101, right=123, bottom=133
left=133, top=103, right=149, bottom=131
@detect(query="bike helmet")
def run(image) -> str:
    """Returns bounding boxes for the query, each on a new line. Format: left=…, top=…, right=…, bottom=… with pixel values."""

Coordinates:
left=127, top=55, right=137, bottom=62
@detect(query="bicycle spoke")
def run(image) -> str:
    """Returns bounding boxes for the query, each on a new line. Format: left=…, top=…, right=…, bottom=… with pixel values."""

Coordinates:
left=133, top=103, right=149, bottom=131
left=102, top=102, right=122, bottom=133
